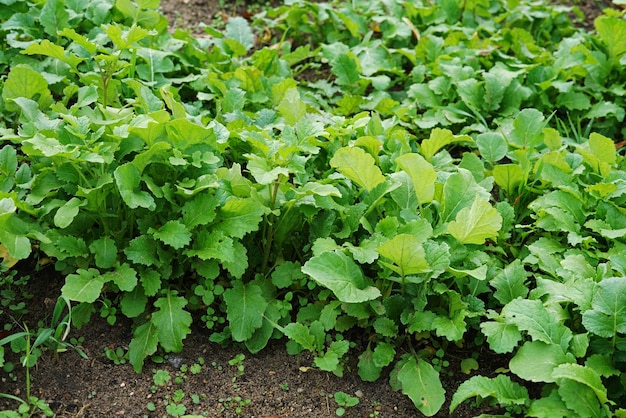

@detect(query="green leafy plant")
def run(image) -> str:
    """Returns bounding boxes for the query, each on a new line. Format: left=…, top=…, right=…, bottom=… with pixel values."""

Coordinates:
left=104, top=346, right=128, bottom=365
left=334, top=391, right=359, bottom=416
left=0, top=325, right=55, bottom=417
left=2, top=0, right=626, bottom=416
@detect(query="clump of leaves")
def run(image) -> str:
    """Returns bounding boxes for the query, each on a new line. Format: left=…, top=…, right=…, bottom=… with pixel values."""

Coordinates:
left=1, top=0, right=626, bottom=416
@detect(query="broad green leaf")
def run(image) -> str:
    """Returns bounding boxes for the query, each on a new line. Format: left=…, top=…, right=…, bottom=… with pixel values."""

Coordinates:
left=314, top=340, right=350, bottom=374
left=246, top=153, right=290, bottom=185
left=558, top=379, right=604, bottom=418
left=54, top=197, right=86, bottom=228
left=224, top=16, right=254, bottom=51
left=151, top=291, right=192, bottom=352
left=244, top=303, right=281, bottom=354
left=358, top=346, right=381, bottom=382
left=378, top=234, right=430, bottom=277
left=271, top=261, right=305, bottom=289
left=214, top=198, right=264, bottom=239
left=2, top=65, right=53, bottom=112
left=527, top=389, right=571, bottom=418
left=120, top=286, right=147, bottom=318
left=22, top=40, right=83, bottom=69
left=578, top=133, right=617, bottom=177
left=480, top=321, right=522, bottom=353
left=102, top=263, right=137, bottom=292
left=509, top=341, right=571, bottom=383
left=373, top=341, right=395, bottom=368
left=22, top=134, right=67, bottom=157
left=476, top=132, right=508, bottom=165
left=585, top=100, right=625, bottom=121
left=373, top=317, right=399, bottom=338
left=595, top=15, right=626, bottom=60
left=221, top=240, right=248, bottom=279
left=182, top=193, right=219, bottom=230
left=557, top=91, right=591, bottom=111
left=296, top=182, right=342, bottom=198
left=186, top=230, right=235, bottom=262
left=0, top=146, right=17, bottom=182
left=508, top=108, right=545, bottom=149
left=442, top=168, right=491, bottom=222
left=302, top=251, right=381, bottom=303
left=165, top=119, right=218, bottom=150
left=493, top=164, right=523, bottom=195
left=432, top=311, right=467, bottom=341
left=41, top=232, right=87, bottom=259
left=124, top=236, right=159, bottom=266
left=447, top=197, right=502, bottom=244
left=529, top=190, right=585, bottom=235
left=222, top=87, right=246, bottom=113
left=58, top=27, right=98, bottom=54
left=457, top=78, right=482, bottom=110
left=358, top=43, right=392, bottom=76
left=40, top=0, right=69, bottom=37
left=421, top=242, right=448, bottom=279
left=281, top=322, right=316, bottom=351
left=330, top=147, right=385, bottom=192
left=420, top=128, right=472, bottom=161
left=582, top=277, right=626, bottom=338
left=503, top=298, right=573, bottom=351
left=129, top=321, right=158, bottom=373
left=277, top=87, right=306, bottom=126
left=450, top=375, right=529, bottom=413
left=106, top=23, right=150, bottom=49
left=223, top=281, right=268, bottom=342
left=140, top=269, right=161, bottom=297
left=585, top=354, right=619, bottom=378
left=483, top=64, right=520, bottom=111
left=395, top=153, right=436, bottom=204
left=62, top=268, right=105, bottom=303
left=491, top=260, right=529, bottom=305
left=160, top=85, right=187, bottom=119
left=397, top=357, right=445, bottom=416
left=150, top=220, right=191, bottom=249
left=0, top=222, right=31, bottom=260
left=331, top=53, right=360, bottom=85
left=114, top=163, right=156, bottom=210
left=585, top=219, right=626, bottom=239
left=448, top=265, right=488, bottom=281
left=553, top=363, right=608, bottom=404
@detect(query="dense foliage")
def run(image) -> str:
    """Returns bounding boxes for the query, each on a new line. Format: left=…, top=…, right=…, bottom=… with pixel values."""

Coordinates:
left=1, top=0, right=626, bottom=415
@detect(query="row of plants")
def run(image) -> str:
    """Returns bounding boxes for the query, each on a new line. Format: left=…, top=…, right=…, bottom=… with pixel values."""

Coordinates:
left=1, top=0, right=626, bottom=416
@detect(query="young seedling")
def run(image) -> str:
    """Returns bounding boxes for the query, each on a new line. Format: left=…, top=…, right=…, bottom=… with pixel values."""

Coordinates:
left=334, top=391, right=359, bottom=416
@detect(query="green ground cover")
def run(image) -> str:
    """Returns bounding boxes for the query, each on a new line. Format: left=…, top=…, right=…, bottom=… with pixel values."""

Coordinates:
left=1, top=0, right=626, bottom=416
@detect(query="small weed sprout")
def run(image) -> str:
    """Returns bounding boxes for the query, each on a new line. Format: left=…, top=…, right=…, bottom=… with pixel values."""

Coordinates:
left=334, top=391, right=359, bottom=416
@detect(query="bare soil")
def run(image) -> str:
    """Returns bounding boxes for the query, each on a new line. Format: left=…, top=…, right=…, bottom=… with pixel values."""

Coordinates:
left=1, top=260, right=510, bottom=417
left=0, top=1, right=618, bottom=417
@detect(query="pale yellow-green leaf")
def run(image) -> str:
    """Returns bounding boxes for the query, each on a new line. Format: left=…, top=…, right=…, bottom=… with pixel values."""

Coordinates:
left=378, top=234, right=430, bottom=277
left=447, top=197, right=502, bottom=244
left=278, top=87, right=306, bottom=126
left=420, top=128, right=472, bottom=161
left=0, top=244, right=19, bottom=268
left=330, top=147, right=385, bottom=192
left=578, top=132, right=616, bottom=177
left=395, top=153, right=436, bottom=204
left=493, top=164, right=523, bottom=196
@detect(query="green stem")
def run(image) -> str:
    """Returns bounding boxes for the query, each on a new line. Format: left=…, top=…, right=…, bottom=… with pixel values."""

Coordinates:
left=23, top=325, right=31, bottom=411
left=129, top=47, right=137, bottom=80
left=261, top=180, right=282, bottom=273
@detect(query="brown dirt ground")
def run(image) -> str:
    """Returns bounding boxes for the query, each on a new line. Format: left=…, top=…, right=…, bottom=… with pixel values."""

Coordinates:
left=0, top=1, right=619, bottom=417
left=1, top=260, right=511, bottom=418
